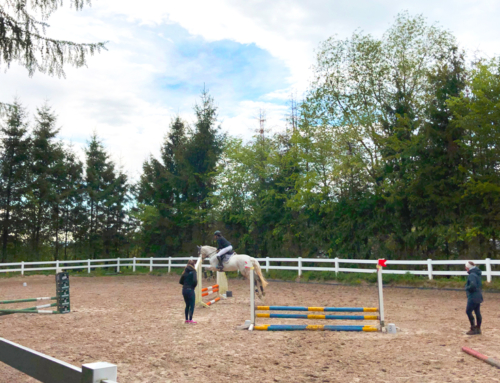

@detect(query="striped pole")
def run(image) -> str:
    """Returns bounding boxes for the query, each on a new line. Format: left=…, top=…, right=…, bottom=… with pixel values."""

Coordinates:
left=0, top=297, right=56, bottom=305
left=201, top=289, right=219, bottom=297
left=256, top=306, right=378, bottom=312
left=462, top=347, right=500, bottom=369
left=201, top=285, right=219, bottom=292
left=254, top=325, right=378, bottom=332
left=205, top=297, right=220, bottom=306
left=256, top=313, right=379, bottom=320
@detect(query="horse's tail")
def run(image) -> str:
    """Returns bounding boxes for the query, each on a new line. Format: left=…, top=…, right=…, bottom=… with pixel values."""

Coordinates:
left=252, top=258, right=268, bottom=289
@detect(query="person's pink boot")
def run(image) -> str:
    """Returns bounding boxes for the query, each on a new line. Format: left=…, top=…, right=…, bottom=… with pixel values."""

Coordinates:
left=188, top=320, right=197, bottom=324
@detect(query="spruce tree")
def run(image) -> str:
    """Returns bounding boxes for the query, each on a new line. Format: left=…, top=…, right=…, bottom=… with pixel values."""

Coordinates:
left=0, top=0, right=105, bottom=78
left=27, top=102, right=64, bottom=258
left=0, top=99, right=31, bottom=262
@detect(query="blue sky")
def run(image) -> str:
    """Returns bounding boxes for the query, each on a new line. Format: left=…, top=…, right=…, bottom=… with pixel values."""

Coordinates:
left=155, top=23, right=291, bottom=112
left=1, top=0, right=499, bottom=179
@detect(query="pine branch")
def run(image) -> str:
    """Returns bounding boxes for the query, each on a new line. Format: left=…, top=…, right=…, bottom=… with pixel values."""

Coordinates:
left=0, top=0, right=106, bottom=78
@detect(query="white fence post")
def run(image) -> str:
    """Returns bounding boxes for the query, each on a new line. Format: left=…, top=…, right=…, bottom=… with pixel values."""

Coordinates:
left=81, top=362, right=118, bottom=383
left=150, top=257, right=153, bottom=272
left=334, top=257, right=339, bottom=276
left=55, top=260, right=59, bottom=273
left=88, top=259, right=91, bottom=274
left=266, top=257, right=270, bottom=273
left=168, top=257, right=171, bottom=273
left=485, top=258, right=492, bottom=283
left=21, top=261, right=24, bottom=276
left=427, top=259, right=433, bottom=280
left=298, top=257, right=302, bottom=277
left=133, top=257, right=136, bottom=272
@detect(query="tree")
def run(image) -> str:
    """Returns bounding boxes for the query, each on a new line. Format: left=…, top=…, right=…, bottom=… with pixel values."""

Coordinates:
left=448, top=58, right=500, bottom=257
left=0, top=0, right=105, bottom=77
left=59, top=145, right=85, bottom=260
left=84, top=133, right=115, bottom=258
left=0, top=99, right=31, bottom=261
left=26, top=102, right=64, bottom=258
left=406, top=49, right=468, bottom=257
left=184, top=89, right=224, bottom=240
left=304, top=12, right=462, bottom=258
left=136, top=117, right=190, bottom=256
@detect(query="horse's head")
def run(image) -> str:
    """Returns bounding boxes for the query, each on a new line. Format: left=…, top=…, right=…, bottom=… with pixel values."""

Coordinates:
left=197, top=245, right=216, bottom=260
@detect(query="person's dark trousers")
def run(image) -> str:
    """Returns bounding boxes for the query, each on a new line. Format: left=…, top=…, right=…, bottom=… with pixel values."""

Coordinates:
left=183, top=288, right=196, bottom=321
left=466, top=301, right=482, bottom=329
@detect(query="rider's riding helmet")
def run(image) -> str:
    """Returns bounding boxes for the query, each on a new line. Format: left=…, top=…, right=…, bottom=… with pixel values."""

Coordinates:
left=214, top=230, right=221, bottom=237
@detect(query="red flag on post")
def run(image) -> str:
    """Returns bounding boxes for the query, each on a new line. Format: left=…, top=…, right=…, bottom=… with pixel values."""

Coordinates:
left=378, top=259, right=387, bottom=268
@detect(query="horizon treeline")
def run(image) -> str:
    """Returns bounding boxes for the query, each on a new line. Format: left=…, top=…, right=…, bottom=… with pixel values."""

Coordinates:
left=0, top=101, right=131, bottom=262
left=2, top=13, right=500, bottom=263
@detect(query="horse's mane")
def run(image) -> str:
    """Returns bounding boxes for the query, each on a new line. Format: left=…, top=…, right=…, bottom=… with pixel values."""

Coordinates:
left=201, top=245, right=217, bottom=256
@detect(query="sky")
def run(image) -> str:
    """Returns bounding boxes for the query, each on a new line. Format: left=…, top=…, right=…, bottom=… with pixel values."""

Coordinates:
left=1, top=0, right=499, bottom=180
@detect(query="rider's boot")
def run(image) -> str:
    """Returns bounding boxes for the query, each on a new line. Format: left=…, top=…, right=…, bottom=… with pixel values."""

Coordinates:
left=217, top=255, right=224, bottom=271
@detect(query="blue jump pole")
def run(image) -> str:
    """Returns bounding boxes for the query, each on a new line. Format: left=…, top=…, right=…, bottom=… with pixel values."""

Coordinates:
left=254, top=324, right=378, bottom=331
left=256, top=313, right=379, bottom=320
left=256, top=306, right=378, bottom=312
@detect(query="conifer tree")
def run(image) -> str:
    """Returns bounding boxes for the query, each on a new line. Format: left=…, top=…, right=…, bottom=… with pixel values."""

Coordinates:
left=27, top=103, right=64, bottom=258
left=0, top=100, right=31, bottom=262
left=0, top=0, right=105, bottom=78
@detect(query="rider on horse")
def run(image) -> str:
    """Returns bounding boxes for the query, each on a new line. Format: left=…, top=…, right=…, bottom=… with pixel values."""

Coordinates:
left=214, top=230, right=233, bottom=271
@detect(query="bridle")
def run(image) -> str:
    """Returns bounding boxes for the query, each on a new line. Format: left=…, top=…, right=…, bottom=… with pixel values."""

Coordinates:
left=197, top=246, right=217, bottom=259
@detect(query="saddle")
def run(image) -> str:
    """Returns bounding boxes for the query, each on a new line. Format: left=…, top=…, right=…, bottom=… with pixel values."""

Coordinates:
left=220, top=251, right=235, bottom=263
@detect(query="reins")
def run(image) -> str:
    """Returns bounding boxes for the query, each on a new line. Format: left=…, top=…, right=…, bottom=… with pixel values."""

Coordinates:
left=199, top=247, right=218, bottom=259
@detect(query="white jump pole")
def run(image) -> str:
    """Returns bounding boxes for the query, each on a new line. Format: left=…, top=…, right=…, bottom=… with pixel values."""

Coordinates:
left=377, top=261, right=385, bottom=329
left=249, top=266, right=255, bottom=330
left=195, top=256, right=203, bottom=306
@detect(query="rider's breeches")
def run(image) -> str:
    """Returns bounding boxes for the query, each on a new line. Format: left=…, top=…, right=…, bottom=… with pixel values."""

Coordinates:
left=216, top=246, right=233, bottom=259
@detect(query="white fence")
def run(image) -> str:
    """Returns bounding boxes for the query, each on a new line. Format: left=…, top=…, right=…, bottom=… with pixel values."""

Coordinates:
left=0, top=257, right=499, bottom=282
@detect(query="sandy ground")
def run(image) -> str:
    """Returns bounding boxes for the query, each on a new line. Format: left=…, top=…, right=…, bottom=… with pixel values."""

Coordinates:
left=1, top=273, right=499, bottom=383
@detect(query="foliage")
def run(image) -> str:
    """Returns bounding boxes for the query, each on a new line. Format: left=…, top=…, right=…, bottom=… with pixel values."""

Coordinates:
left=0, top=0, right=105, bottom=77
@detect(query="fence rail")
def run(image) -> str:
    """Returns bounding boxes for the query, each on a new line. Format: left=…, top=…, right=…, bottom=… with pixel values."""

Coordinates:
left=0, top=338, right=117, bottom=383
left=0, top=257, right=499, bottom=282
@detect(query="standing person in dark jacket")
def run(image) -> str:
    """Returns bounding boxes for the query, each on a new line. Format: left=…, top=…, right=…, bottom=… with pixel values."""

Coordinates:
left=179, top=259, right=198, bottom=324
left=213, top=230, right=233, bottom=271
left=465, top=261, right=484, bottom=335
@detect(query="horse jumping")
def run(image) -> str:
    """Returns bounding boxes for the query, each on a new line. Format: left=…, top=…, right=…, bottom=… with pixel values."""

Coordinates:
left=197, top=245, right=268, bottom=300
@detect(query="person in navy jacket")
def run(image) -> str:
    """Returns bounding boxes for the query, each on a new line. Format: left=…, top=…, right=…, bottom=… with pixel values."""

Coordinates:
left=179, top=259, right=198, bottom=324
left=465, top=261, right=484, bottom=335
